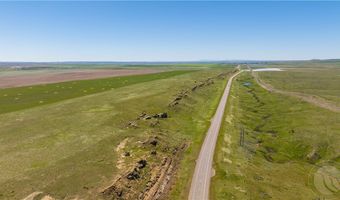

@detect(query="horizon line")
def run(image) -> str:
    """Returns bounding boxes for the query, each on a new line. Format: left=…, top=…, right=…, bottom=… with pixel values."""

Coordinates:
left=1, top=58, right=339, bottom=63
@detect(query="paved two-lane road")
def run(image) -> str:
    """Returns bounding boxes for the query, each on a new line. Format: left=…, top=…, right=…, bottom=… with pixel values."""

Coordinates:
left=188, top=70, right=242, bottom=200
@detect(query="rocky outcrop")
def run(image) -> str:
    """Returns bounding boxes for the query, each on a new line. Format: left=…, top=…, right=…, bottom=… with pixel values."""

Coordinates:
left=102, top=142, right=188, bottom=200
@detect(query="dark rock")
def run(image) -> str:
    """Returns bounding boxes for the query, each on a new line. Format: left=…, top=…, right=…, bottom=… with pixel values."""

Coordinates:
left=142, top=136, right=159, bottom=146
left=127, top=169, right=140, bottom=180
left=160, top=112, right=168, bottom=118
left=175, top=96, right=182, bottom=101
left=169, top=101, right=179, bottom=107
left=137, top=159, right=147, bottom=169
left=124, top=152, right=130, bottom=157
left=257, top=138, right=263, bottom=144
left=153, top=112, right=168, bottom=119
left=150, top=139, right=158, bottom=146
left=116, top=189, right=123, bottom=197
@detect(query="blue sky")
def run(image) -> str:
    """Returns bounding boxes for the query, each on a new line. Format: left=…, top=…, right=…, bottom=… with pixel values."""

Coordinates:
left=0, top=1, right=339, bottom=62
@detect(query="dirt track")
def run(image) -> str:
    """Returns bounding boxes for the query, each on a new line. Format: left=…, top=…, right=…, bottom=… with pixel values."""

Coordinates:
left=0, top=69, right=162, bottom=88
left=253, top=72, right=340, bottom=113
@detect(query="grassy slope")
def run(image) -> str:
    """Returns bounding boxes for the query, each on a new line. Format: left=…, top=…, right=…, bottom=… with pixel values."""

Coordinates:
left=212, top=72, right=340, bottom=199
left=259, top=68, right=340, bottom=105
left=0, top=68, right=233, bottom=199
left=0, top=70, right=191, bottom=114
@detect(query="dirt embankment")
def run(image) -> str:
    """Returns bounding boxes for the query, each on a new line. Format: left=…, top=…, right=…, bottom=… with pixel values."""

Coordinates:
left=101, top=71, right=235, bottom=200
left=169, top=70, right=234, bottom=107
left=252, top=72, right=340, bottom=113
left=101, top=140, right=187, bottom=200
left=0, top=69, right=162, bottom=88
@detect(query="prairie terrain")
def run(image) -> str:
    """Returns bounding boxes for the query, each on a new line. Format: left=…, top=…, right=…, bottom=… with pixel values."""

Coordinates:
left=0, top=65, right=235, bottom=199
left=257, top=65, right=340, bottom=107
left=0, top=70, right=190, bottom=114
left=0, top=68, right=163, bottom=88
left=212, top=65, right=340, bottom=199
left=1, top=62, right=339, bottom=200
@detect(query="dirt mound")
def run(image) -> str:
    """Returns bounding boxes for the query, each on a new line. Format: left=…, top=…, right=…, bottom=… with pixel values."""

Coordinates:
left=137, top=112, right=168, bottom=120
left=169, top=90, right=189, bottom=107
left=102, top=152, right=184, bottom=200
left=169, top=71, right=233, bottom=107
left=191, top=78, right=214, bottom=92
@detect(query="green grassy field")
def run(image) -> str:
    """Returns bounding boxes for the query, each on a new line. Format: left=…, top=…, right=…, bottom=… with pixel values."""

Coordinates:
left=0, top=70, right=192, bottom=114
left=212, top=71, right=340, bottom=199
left=0, top=67, right=234, bottom=199
left=258, top=67, right=340, bottom=106
left=253, top=60, right=340, bottom=69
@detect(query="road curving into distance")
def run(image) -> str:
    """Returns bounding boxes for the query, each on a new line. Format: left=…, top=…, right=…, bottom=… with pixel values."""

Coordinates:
left=188, top=70, right=242, bottom=200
